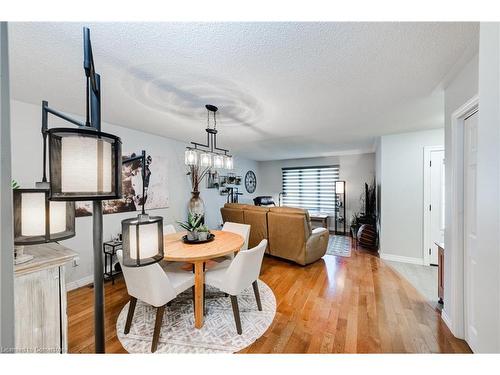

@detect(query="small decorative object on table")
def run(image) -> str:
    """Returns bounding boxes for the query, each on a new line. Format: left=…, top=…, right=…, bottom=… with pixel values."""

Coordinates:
left=182, top=232, right=215, bottom=244
left=197, top=225, right=210, bottom=241
left=177, top=213, right=204, bottom=241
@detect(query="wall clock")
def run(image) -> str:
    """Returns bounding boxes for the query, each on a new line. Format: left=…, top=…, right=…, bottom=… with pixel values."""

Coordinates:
left=244, top=170, right=257, bottom=193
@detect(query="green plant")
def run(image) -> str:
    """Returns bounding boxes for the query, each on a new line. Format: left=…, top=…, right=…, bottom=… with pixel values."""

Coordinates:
left=198, top=224, right=209, bottom=233
left=177, top=213, right=203, bottom=232
left=350, top=212, right=361, bottom=227
left=11, top=180, right=20, bottom=189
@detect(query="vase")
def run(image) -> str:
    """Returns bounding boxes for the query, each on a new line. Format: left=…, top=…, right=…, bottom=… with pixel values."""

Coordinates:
left=188, top=191, right=205, bottom=218
left=187, top=230, right=199, bottom=241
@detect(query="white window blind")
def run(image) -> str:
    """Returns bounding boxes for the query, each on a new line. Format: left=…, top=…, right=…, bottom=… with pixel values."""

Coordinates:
left=282, top=165, right=339, bottom=213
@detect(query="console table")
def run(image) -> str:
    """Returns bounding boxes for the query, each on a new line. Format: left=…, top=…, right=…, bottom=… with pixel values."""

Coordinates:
left=436, top=242, right=444, bottom=305
left=309, top=213, right=329, bottom=230
left=14, top=242, right=77, bottom=353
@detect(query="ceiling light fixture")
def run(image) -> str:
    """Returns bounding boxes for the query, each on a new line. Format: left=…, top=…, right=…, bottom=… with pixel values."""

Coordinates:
left=184, top=105, right=233, bottom=170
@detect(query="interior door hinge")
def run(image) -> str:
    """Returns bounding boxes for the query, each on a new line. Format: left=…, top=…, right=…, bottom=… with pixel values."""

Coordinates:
left=430, top=160, right=432, bottom=167
left=429, top=248, right=431, bottom=255
left=429, top=204, right=432, bottom=211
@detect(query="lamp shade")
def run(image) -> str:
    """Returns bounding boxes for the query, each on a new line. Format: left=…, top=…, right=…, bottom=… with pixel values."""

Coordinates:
left=213, top=154, right=225, bottom=169
left=224, top=155, right=234, bottom=170
left=121, top=214, right=164, bottom=267
left=199, top=152, right=212, bottom=168
left=13, top=188, right=75, bottom=245
left=48, top=128, right=122, bottom=201
left=184, top=149, right=198, bottom=166
left=335, top=180, right=345, bottom=194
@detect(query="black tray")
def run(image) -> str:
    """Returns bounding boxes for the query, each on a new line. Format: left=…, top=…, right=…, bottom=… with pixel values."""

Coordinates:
left=182, top=233, right=215, bottom=244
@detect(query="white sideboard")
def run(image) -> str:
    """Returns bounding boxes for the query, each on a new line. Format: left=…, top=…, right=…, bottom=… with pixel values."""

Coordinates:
left=14, top=243, right=77, bottom=353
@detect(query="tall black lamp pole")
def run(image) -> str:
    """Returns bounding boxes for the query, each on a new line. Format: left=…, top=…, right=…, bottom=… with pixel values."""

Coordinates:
left=42, top=28, right=122, bottom=353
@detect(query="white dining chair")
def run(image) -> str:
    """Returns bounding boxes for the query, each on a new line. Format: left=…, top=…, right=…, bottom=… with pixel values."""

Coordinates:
left=163, top=224, right=176, bottom=235
left=161, top=224, right=177, bottom=267
left=204, top=239, right=267, bottom=335
left=211, top=222, right=251, bottom=268
left=117, top=250, right=195, bottom=352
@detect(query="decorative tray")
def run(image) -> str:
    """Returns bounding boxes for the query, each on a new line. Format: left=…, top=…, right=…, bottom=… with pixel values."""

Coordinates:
left=182, top=233, right=215, bottom=244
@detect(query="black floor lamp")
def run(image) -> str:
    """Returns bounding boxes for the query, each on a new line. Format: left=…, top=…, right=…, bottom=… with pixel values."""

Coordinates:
left=335, top=181, right=346, bottom=235
left=42, top=28, right=122, bottom=353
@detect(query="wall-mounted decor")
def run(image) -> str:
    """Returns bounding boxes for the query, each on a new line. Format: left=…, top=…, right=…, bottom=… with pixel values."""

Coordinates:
left=245, top=170, right=257, bottom=193
left=76, top=152, right=169, bottom=217
left=206, top=170, right=219, bottom=189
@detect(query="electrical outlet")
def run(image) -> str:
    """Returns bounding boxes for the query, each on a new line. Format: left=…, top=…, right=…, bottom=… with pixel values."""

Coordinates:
left=73, top=257, right=80, bottom=267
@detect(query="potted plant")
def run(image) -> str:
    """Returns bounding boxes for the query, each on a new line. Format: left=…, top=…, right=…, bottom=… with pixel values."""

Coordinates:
left=350, top=212, right=361, bottom=239
left=177, top=213, right=203, bottom=241
left=197, top=224, right=210, bottom=241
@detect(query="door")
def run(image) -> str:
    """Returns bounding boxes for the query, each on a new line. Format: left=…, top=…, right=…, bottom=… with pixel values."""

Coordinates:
left=464, top=110, right=479, bottom=351
left=424, top=147, right=445, bottom=266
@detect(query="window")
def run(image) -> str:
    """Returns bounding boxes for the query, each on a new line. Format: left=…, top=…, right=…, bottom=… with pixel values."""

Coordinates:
left=282, top=165, right=339, bottom=213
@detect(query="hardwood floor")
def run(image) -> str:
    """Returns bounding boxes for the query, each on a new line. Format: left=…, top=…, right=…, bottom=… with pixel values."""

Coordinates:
left=67, top=245, right=471, bottom=353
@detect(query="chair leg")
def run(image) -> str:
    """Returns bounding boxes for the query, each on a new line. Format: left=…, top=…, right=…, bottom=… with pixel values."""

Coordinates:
left=151, top=304, right=166, bottom=353
left=124, top=296, right=137, bottom=334
left=230, top=295, right=242, bottom=335
left=252, top=280, right=262, bottom=311
left=204, top=283, right=207, bottom=316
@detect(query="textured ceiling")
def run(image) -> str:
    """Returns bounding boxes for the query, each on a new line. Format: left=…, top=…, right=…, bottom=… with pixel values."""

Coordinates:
left=8, top=22, right=478, bottom=160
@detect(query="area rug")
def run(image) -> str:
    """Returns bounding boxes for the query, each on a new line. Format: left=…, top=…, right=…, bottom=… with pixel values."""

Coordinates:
left=116, top=280, right=276, bottom=353
left=326, top=235, right=352, bottom=257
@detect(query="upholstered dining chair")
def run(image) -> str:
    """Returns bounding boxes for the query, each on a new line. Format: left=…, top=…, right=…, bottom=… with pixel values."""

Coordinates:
left=210, top=222, right=251, bottom=268
left=161, top=224, right=177, bottom=267
left=204, top=239, right=268, bottom=335
left=163, top=224, right=176, bottom=235
left=117, top=250, right=195, bottom=352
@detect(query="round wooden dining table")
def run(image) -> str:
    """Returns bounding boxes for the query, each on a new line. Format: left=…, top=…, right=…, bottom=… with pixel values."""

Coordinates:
left=163, top=230, right=244, bottom=329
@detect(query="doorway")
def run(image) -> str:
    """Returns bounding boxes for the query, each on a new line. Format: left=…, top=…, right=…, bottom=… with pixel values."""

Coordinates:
left=424, top=146, right=445, bottom=266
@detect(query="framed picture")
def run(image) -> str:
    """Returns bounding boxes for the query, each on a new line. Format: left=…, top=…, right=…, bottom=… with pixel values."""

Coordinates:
left=76, top=152, right=169, bottom=217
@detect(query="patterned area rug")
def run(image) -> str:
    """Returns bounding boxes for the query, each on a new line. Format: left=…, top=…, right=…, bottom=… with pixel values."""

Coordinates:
left=326, top=235, right=352, bottom=257
left=116, top=280, right=276, bottom=353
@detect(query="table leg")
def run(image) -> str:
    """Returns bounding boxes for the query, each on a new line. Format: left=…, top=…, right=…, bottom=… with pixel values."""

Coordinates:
left=194, top=261, right=204, bottom=329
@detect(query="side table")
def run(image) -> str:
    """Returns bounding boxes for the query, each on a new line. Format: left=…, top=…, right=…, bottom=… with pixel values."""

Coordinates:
left=103, top=240, right=122, bottom=284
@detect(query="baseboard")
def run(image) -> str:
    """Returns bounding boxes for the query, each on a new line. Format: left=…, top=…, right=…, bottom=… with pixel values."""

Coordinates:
left=441, top=308, right=453, bottom=332
left=379, top=253, right=424, bottom=265
left=66, top=274, right=93, bottom=291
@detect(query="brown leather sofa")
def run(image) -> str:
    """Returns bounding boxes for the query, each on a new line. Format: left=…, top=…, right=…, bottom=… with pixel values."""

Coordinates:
left=220, top=203, right=329, bottom=265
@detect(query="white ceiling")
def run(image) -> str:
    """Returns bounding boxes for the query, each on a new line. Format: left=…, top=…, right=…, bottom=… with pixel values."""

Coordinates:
left=8, top=22, right=478, bottom=161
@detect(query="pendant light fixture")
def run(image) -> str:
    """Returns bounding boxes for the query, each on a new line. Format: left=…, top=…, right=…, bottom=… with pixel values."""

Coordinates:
left=184, top=105, right=234, bottom=170
left=121, top=150, right=164, bottom=267
left=45, top=28, right=122, bottom=201
left=12, top=113, right=76, bottom=264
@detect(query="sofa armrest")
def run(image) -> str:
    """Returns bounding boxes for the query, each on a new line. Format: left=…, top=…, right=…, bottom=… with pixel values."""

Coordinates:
left=304, top=227, right=329, bottom=265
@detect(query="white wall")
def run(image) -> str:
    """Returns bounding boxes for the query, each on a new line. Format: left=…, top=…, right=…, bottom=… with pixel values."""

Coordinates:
left=443, top=54, right=479, bottom=334
left=0, top=22, right=15, bottom=351
left=378, top=128, right=444, bottom=263
left=199, top=156, right=260, bottom=228
left=471, top=23, right=500, bottom=352
left=10, top=100, right=259, bottom=288
left=258, top=153, right=375, bottom=230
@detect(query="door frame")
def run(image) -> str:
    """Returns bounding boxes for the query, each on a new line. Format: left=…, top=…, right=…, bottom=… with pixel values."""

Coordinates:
left=446, top=95, right=478, bottom=340
left=423, top=146, right=445, bottom=266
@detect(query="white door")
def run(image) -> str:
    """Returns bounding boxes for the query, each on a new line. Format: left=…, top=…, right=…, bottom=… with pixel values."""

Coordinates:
left=464, top=110, right=479, bottom=351
left=428, top=150, right=445, bottom=265
left=424, top=148, right=445, bottom=266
